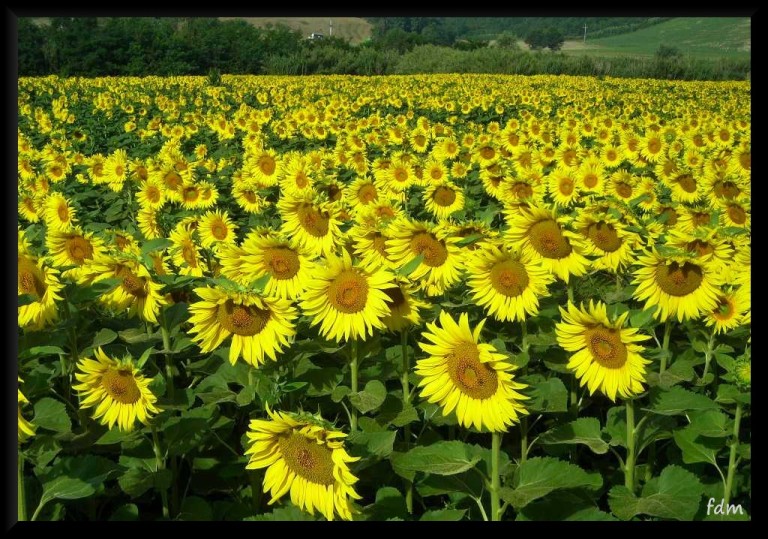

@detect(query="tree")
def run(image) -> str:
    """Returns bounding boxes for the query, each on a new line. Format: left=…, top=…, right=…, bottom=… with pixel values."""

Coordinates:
left=525, top=27, right=564, bottom=52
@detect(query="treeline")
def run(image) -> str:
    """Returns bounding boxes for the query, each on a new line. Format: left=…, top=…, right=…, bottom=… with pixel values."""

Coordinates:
left=18, top=17, right=749, bottom=81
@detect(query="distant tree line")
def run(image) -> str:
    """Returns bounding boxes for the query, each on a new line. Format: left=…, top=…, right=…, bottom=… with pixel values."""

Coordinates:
left=17, top=17, right=749, bottom=81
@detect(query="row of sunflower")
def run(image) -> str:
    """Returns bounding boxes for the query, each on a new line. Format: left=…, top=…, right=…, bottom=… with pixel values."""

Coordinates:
left=18, top=74, right=750, bottom=521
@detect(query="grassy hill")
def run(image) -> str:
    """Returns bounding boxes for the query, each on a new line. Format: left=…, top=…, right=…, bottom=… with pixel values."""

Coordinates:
left=560, top=17, right=750, bottom=59
left=219, top=17, right=372, bottom=44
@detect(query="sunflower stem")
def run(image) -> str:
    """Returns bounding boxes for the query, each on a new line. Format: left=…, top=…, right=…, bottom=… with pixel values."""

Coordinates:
left=350, top=339, right=359, bottom=432
left=724, top=402, right=743, bottom=507
left=625, top=399, right=636, bottom=493
left=659, top=319, right=673, bottom=374
left=520, top=321, right=529, bottom=464
left=490, top=432, right=502, bottom=521
left=701, top=330, right=717, bottom=382
left=400, top=329, right=414, bottom=514
left=18, top=451, right=27, bottom=522
left=566, top=282, right=574, bottom=304
left=151, top=424, right=170, bottom=520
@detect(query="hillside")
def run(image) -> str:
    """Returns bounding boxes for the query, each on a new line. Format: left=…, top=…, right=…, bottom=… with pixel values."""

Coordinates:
left=219, top=17, right=372, bottom=44
left=561, top=17, right=750, bottom=59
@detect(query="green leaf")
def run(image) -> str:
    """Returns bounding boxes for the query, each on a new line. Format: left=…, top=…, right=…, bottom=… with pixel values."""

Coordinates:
left=687, top=409, right=730, bottom=438
left=363, top=487, right=409, bottom=521
left=118, top=466, right=156, bottom=498
left=517, top=491, right=617, bottom=521
left=527, top=376, right=568, bottom=413
left=420, top=509, right=467, bottom=521
left=331, top=385, right=351, bottom=403
left=455, top=233, right=484, bottom=247
left=648, top=386, right=719, bottom=416
left=390, top=441, right=481, bottom=479
left=163, top=302, right=189, bottom=332
left=539, top=417, right=609, bottom=454
left=397, top=253, right=424, bottom=276
left=19, top=345, right=66, bottom=360
left=349, top=380, right=387, bottom=414
left=673, top=427, right=726, bottom=466
left=608, top=465, right=703, bottom=521
left=18, top=293, right=36, bottom=307
left=247, top=505, right=316, bottom=521
left=33, top=398, right=72, bottom=434
left=109, top=503, right=139, bottom=521
left=141, top=238, right=172, bottom=254
left=92, top=328, right=118, bottom=349
left=716, top=384, right=751, bottom=405
left=36, top=455, right=117, bottom=512
left=348, top=430, right=397, bottom=458
left=499, top=456, right=602, bottom=509
left=629, top=306, right=657, bottom=327
left=178, top=496, right=213, bottom=521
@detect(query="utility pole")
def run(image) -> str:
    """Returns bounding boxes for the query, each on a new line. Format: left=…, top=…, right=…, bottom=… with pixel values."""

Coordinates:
left=584, top=24, right=587, bottom=43
left=330, top=19, right=333, bottom=36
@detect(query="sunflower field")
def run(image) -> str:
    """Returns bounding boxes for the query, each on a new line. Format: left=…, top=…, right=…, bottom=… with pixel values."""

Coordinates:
left=17, top=74, right=751, bottom=522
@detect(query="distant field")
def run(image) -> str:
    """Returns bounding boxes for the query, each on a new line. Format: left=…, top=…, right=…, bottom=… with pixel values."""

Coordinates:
left=219, top=17, right=372, bottom=44
left=560, top=17, right=750, bottom=59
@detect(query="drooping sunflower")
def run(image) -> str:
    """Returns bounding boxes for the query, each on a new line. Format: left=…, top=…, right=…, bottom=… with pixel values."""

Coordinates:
left=505, top=205, right=590, bottom=283
left=46, top=226, right=105, bottom=282
left=18, top=378, right=35, bottom=443
left=278, top=195, right=341, bottom=257
left=386, top=219, right=464, bottom=297
left=188, top=286, right=297, bottom=367
left=466, top=242, right=553, bottom=322
left=555, top=300, right=651, bottom=402
left=18, top=253, right=64, bottom=330
left=632, top=249, right=723, bottom=322
left=80, top=255, right=167, bottom=324
left=380, top=277, right=430, bottom=332
left=300, top=249, right=395, bottom=342
left=73, top=347, right=160, bottom=432
left=43, top=192, right=78, bottom=231
left=218, top=232, right=317, bottom=300
left=244, top=408, right=361, bottom=521
left=415, top=311, right=528, bottom=432
left=703, top=285, right=750, bottom=335
left=423, top=180, right=465, bottom=220
left=574, top=211, right=640, bottom=273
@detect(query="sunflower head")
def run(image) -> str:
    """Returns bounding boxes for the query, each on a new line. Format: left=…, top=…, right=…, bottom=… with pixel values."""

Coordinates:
left=245, top=408, right=361, bottom=521
left=556, top=300, right=651, bottom=402
left=73, top=348, right=160, bottom=432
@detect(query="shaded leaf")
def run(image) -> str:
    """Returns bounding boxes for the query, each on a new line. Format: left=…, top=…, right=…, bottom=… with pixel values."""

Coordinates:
left=539, top=417, right=609, bottom=454
left=608, top=465, right=703, bottom=521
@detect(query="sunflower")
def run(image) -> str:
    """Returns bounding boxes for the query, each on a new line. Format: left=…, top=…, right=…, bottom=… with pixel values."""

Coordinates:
left=233, top=183, right=266, bottom=214
left=246, top=146, right=281, bottom=187
left=18, top=378, right=35, bottom=443
left=244, top=408, right=361, bottom=521
left=73, top=347, right=160, bottom=432
left=555, top=300, right=651, bottom=402
left=345, top=175, right=380, bottom=212
left=546, top=166, right=580, bottom=208
left=188, top=286, right=297, bottom=367
left=466, top=242, right=553, bottom=322
left=218, top=232, right=317, bottom=300
left=300, top=249, right=395, bottom=342
left=719, top=200, right=750, bottom=230
left=505, top=205, right=590, bottom=283
left=605, top=170, right=638, bottom=203
left=384, top=156, right=416, bottom=192
left=576, top=158, right=606, bottom=195
left=168, top=225, right=207, bottom=277
left=198, top=210, right=238, bottom=249
left=703, top=286, right=750, bottom=335
left=278, top=196, right=341, bottom=258
left=415, top=311, right=528, bottom=432
left=137, top=207, right=163, bottom=240
left=136, top=178, right=166, bottom=209
left=80, top=255, right=167, bottom=324
left=574, top=212, right=639, bottom=273
left=18, top=194, right=42, bottom=223
left=386, top=219, right=464, bottom=297
left=46, top=226, right=105, bottom=282
left=43, top=192, right=78, bottom=231
left=348, top=221, right=396, bottom=271
left=380, top=277, right=430, bottom=332
left=632, top=249, right=723, bottom=322
left=424, top=180, right=465, bottom=220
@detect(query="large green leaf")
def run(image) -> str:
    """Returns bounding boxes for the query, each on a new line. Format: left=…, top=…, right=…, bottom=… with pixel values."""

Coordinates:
left=673, top=427, right=726, bottom=466
left=499, top=456, right=602, bottom=509
left=517, top=491, right=617, bottom=521
left=538, top=417, right=609, bottom=454
left=608, top=465, right=704, bottom=521
left=35, top=455, right=117, bottom=518
left=33, top=398, right=71, bottom=434
left=349, top=380, right=387, bottom=414
left=526, top=376, right=568, bottom=413
left=390, top=441, right=481, bottom=480
left=420, top=509, right=467, bottom=521
left=647, top=386, right=719, bottom=416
